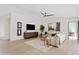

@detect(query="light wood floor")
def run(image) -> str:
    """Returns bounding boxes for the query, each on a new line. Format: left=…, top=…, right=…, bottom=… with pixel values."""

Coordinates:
left=0, top=38, right=79, bottom=55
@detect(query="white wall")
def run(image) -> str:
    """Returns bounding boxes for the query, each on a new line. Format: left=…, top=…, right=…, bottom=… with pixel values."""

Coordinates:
left=0, top=20, right=5, bottom=39
left=0, top=5, right=79, bottom=41
left=0, top=12, right=41, bottom=41
left=10, top=13, right=41, bottom=41
left=41, top=16, right=79, bottom=39
left=0, top=14, right=10, bottom=40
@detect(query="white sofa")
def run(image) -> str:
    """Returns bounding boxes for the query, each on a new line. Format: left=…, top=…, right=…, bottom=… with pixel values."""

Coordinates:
left=46, top=31, right=66, bottom=48
left=57, top=33, right=66, bottom=45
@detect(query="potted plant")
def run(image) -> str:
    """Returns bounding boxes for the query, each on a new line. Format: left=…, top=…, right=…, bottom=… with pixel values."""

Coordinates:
left=40, top=25, right=45, bottom=37
left=40, top=25, right=45, bottom=32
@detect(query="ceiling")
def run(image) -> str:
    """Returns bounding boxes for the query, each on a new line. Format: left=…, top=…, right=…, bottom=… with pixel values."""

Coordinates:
left=0, top=4, right=79, bottom=17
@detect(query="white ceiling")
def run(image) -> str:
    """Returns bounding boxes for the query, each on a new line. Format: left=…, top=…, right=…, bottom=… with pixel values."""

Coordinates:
left=0, top=4, right=79, bottom=17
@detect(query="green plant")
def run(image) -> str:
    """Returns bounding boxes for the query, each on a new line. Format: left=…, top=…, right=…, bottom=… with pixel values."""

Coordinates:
left=40, top=25, right=45, bottom=32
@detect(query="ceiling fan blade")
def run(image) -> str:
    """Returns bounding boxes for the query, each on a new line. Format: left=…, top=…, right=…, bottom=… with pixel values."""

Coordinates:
left=45, top=12, right=47, bottom=14
left=40, top=11, right=54, bottom=17
left=40, top=12, right=44, bottom=15
left=47, top=14, right=54, bottom=16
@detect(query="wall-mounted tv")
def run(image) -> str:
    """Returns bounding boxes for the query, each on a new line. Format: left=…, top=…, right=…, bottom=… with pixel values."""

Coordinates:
left=26, top=24, right=35, bottom=30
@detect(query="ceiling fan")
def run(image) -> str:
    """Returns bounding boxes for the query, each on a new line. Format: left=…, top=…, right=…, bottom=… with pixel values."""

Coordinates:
left=40, top=11, right=54, bottom=17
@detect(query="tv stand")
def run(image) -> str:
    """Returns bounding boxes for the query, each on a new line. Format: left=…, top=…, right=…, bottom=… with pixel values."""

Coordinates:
left=24, top=32, right=38, bottom=39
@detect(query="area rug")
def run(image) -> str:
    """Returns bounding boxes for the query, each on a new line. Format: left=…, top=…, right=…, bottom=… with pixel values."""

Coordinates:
left=24, top=38, right=52, bottom=52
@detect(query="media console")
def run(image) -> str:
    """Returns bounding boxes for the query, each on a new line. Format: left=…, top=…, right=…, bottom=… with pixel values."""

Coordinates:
left=23, top=32, right=38, bottom=39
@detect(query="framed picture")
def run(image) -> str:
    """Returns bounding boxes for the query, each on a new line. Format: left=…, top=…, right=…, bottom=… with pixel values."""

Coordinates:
left=48, top=22, right=60, bottom=31
left=17, top=22, right=22, bottom=36
left=17, top=22, right=22, bottom=28
left=17, top=29, right=22, bottom=36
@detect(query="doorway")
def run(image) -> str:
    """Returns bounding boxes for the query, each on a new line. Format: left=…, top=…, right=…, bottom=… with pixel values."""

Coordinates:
left=68, top=21, right=78, bottom=40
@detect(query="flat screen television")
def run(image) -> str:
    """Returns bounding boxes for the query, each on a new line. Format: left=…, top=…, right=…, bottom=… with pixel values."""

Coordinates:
left=26, top=24, right=35, bottom=30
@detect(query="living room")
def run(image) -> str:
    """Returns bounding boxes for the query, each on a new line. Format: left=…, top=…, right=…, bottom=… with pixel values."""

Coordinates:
left=0, top=4, right=79, bottom=55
